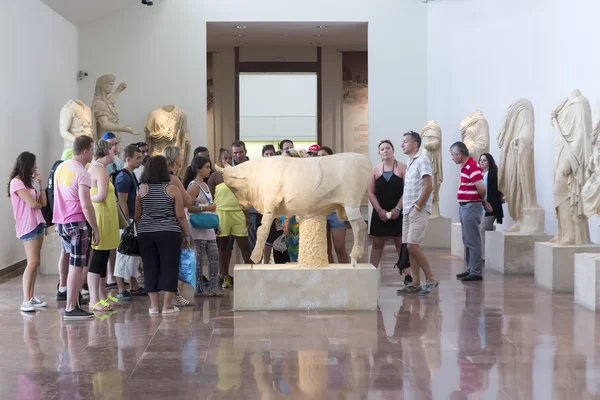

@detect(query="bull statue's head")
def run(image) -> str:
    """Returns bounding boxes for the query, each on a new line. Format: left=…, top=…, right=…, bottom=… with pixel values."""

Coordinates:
left=215, top=162, right=254, bottom=210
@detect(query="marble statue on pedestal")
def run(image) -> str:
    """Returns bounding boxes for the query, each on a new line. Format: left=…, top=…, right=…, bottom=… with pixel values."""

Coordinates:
left=215, top=153, right=372, bottom=266
left=551, top=89, right=592, bottom=245
left=59, top=99, right=93, bottom=149
left=582, top=114, right=600, bottom=219
left=460, top=110, right=490, bottom=163
left=421, top=120, right=443, bottom=219
left=91, top=74, right=136, bottom=141
left=497, top=98, right=545, bottom=234
left=145, top=105, right=191, bottom=177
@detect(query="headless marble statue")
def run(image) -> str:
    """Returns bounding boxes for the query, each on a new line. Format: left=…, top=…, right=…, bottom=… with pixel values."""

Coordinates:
left=460, top=110, right=490, bottom=163
left=497, top=98, right=545, bottom=234
left=145, top=105, right=191, bottom=177
left=421, top=121, right=443, bottom=219
left=551, top=89, right=592, bottom=245
left=59, top=99, right=93, bottom=149
left=582, top=109, right=600, bottom=219
left=91, top=74, right=136, bottom=141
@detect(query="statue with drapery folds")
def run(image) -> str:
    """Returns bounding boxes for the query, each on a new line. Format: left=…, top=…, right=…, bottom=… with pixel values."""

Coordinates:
left=497, top=98, right=545, bottom=234
left=460, top=110, right=490, bottom=163
left=421, top=120, right=443, bottom=219
left=551, top=89, right=592, bottom=245
left=145, top=105, right=191, bottom=178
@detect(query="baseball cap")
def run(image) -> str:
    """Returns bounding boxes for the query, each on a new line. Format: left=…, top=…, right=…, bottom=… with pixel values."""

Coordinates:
left=308, top=144, right=320, bottom=152
left=101, top=132, right=117, bottom=141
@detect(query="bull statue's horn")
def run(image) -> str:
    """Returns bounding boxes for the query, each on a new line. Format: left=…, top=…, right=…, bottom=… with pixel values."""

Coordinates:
left=223, top=161, right=231, bottom=168
left=214, top=164, right=224, bottom=173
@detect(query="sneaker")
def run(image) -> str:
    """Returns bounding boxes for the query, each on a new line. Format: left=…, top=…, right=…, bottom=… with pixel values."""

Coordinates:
left=201, top=275, right=209, bottom=286
left=56, top=290, right=67, bottom=301
left=30, top=297, right=47, bottom=308
left=397, top=285, right=421, bottom=294
left=78, top=292, right=88, bottom=305
left=222, top=275, right=233, bottom=289
left=105, top=282, right=118, bottom=290
left=418, top=281, right=439, bottom=296
left=460, top=274, right=483, bottom=282
left=64, top=307, right=94, bottom=320
left=173, top=291, right=192, bottom=307
left=20, top=300, right=35, bottom=312
left=117, top=291, right=133, bottom=302
left=403, top=275, right=413, bottom=287
left=456, top=272, right=470, bottom=279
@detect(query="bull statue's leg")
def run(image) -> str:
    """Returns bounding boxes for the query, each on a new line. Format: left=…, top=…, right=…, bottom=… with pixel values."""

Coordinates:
left=344, top=206, right=367, bottom=266
left=251, top=213, right=275, bottom=264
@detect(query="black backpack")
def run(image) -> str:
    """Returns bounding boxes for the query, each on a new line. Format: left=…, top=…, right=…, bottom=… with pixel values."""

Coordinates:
left=41, top=160, right=64, bottom=227
left=111, top=167, right=138, bottom=198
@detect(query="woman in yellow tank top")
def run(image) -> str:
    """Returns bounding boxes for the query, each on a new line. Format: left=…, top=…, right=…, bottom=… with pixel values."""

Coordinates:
left=88, top=140, right=121, bottom=312
left=208, top=148, right=252, bottom=289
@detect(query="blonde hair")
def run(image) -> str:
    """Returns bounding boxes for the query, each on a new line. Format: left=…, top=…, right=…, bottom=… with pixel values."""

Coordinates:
left=285, top=149, right=309, bottom=158
left=162, top=146, right=181, bottom=167
left=94, top=139, right=112, bottom=159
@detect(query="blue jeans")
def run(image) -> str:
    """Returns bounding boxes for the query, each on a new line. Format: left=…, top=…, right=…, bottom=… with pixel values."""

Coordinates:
left=459, top=202, right=482, bottom=276
left=20, top=223, right=45, bottom=242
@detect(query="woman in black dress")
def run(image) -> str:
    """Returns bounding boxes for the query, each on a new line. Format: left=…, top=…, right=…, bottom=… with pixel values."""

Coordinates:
left=368, top=140, right=407, bottom=270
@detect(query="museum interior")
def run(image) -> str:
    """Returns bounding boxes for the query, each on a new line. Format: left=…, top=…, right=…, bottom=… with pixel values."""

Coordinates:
left=1, top=0, right=600, bottom=398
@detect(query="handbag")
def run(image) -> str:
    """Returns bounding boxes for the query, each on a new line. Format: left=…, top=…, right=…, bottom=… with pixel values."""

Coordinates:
left=118, top=224, right=139, bottom=256
left=178, top=248, right=197, bottom=288
left=189, top=181, right=220, bottom=229
left=394, top=243, right=410, bottom=272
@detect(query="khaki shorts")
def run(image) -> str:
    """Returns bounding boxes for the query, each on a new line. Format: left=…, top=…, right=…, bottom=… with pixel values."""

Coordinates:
left=402, top=207, right=430, bottom=245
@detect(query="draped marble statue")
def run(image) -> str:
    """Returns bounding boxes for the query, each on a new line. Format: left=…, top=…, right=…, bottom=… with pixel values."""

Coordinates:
left=145, top=105, right=191, bottom=176
left=421, top=121, right=443, bottom=218
left=91, top=74, right=136, bottom=141
left=497, top=98, right=545, bottom=234
left=582, top=115, right=600, bottom=219
left=59, top=99, right=93, bottom=149
left=460, top=110, right=490, bottom=162
left=551, top=89, right=592, bottom=245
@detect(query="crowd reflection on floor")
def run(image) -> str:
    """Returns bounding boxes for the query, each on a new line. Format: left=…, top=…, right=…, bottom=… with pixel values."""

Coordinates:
left=0, top=248, right=599, bottom=399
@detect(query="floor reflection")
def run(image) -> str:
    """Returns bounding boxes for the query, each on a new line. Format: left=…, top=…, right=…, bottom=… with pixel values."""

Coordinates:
left=1, top=249, right=600, bottom=398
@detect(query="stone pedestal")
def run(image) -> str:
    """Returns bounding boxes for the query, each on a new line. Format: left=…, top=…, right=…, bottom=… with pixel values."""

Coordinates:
left=451, top=222, right=464, bottom=259
left=486, top=231, right=552, bottom=275
left=421, top=216, right=451, bottom=249
left=40, top=230, right=62, bottom=275
left=534, top=242, right=600, bottom=293
left=296, top=214, right=328, bottom=267
left=574, top=253, right=600, bottom=312
left=233, top=263, right=378, bottom=311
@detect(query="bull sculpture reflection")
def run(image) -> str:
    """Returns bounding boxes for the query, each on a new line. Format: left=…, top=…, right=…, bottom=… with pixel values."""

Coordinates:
left=215, top=153, right=372, bottom=265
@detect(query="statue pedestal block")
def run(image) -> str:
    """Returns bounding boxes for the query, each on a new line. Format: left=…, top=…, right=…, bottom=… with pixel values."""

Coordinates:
left=451, top=223, right=464, bottom=259
left=40, top=230, right=62, bottom=275
left=574, top=253, right=600, bottom=312
left=534, top=242, right=600, bottom=293
left=233, top=263, right=378, bottom=311
left=486, top=231, right=552, bottom=275
left=422, top=216, right=451, bottom=249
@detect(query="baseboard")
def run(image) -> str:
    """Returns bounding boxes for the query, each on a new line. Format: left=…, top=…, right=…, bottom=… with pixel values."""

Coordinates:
left=0, top=259, right=26, bottom=279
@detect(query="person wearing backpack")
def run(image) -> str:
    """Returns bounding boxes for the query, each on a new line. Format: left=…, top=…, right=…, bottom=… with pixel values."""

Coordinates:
left=113, top=145, right=145, bottom=301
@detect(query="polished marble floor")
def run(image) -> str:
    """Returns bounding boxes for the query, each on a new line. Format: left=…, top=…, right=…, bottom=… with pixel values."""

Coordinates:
left=1, top=248, right=600, bottom=399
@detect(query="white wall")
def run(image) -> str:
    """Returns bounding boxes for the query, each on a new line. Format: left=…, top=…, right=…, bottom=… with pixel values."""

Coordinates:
left=0, top=1, right=78, bottom=269
left=427, top=0, right=600, bottom=240
left=78, top=0, right=427, bottom=168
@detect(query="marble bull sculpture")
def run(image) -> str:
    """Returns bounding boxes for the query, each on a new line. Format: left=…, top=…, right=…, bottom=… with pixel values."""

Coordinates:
left=215, top=153, right=372, bottom=264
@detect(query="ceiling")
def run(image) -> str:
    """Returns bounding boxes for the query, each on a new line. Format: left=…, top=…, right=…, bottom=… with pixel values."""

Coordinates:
left=40, top=0, right=140, bottom=26
left=208, top=22, right=367, bottom=50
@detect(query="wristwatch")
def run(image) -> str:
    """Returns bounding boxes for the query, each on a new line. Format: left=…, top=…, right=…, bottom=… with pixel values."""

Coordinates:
left=394, top=206, right=401, bottom=212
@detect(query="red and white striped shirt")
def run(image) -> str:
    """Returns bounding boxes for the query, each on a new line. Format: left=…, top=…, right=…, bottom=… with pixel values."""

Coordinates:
left=457, top=157, right=483, bottom=202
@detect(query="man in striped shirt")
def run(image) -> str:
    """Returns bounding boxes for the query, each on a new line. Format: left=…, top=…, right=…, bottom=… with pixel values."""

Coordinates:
left=450, top=141, right=487, bottom=281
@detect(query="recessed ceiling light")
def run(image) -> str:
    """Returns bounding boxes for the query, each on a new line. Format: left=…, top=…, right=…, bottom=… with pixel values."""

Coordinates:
left=316, top=25, right=328, bottom=29
left=234, top=34, right=247, bottom=37
left=310, top=42, right=321, bottom=45
left=235, top=25, right=247, bottom=29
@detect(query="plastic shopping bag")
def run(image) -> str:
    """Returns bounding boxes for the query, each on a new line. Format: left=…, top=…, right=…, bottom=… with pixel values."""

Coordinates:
left=179, top=248, right=197, bottom=288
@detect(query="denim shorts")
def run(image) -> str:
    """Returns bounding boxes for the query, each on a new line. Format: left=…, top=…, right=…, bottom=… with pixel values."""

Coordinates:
left=327, top=212, right=349, bottom=230
left=20, top=223, right=45, bottom=242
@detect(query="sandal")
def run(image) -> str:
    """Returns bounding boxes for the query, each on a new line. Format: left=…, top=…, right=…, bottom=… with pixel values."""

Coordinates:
left=89, top=300, right=113, bottom=313
left=95, top=310, right=118, bottom=320
left=106, top=295, right=121, bottom=307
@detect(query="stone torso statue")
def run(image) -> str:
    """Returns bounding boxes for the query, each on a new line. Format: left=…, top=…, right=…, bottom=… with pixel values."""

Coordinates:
left=497, top=98, right=544, bottom=234
left=91, top=74, right=135, bottom=141
left=421, top=120, right=443, bottom=218
left=582, top=114, right=600, bottom=219
left=551, top=89, right=592, bottom=245
left=460, top=110, right=490, bottom=162
left=145, top=105, right=191, bottom=174
left=59, top=99, right=93, bottom=149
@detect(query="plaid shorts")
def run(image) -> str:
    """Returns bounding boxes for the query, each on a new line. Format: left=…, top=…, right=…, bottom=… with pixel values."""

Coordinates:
left=56, top=222, right=91, bottom=267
